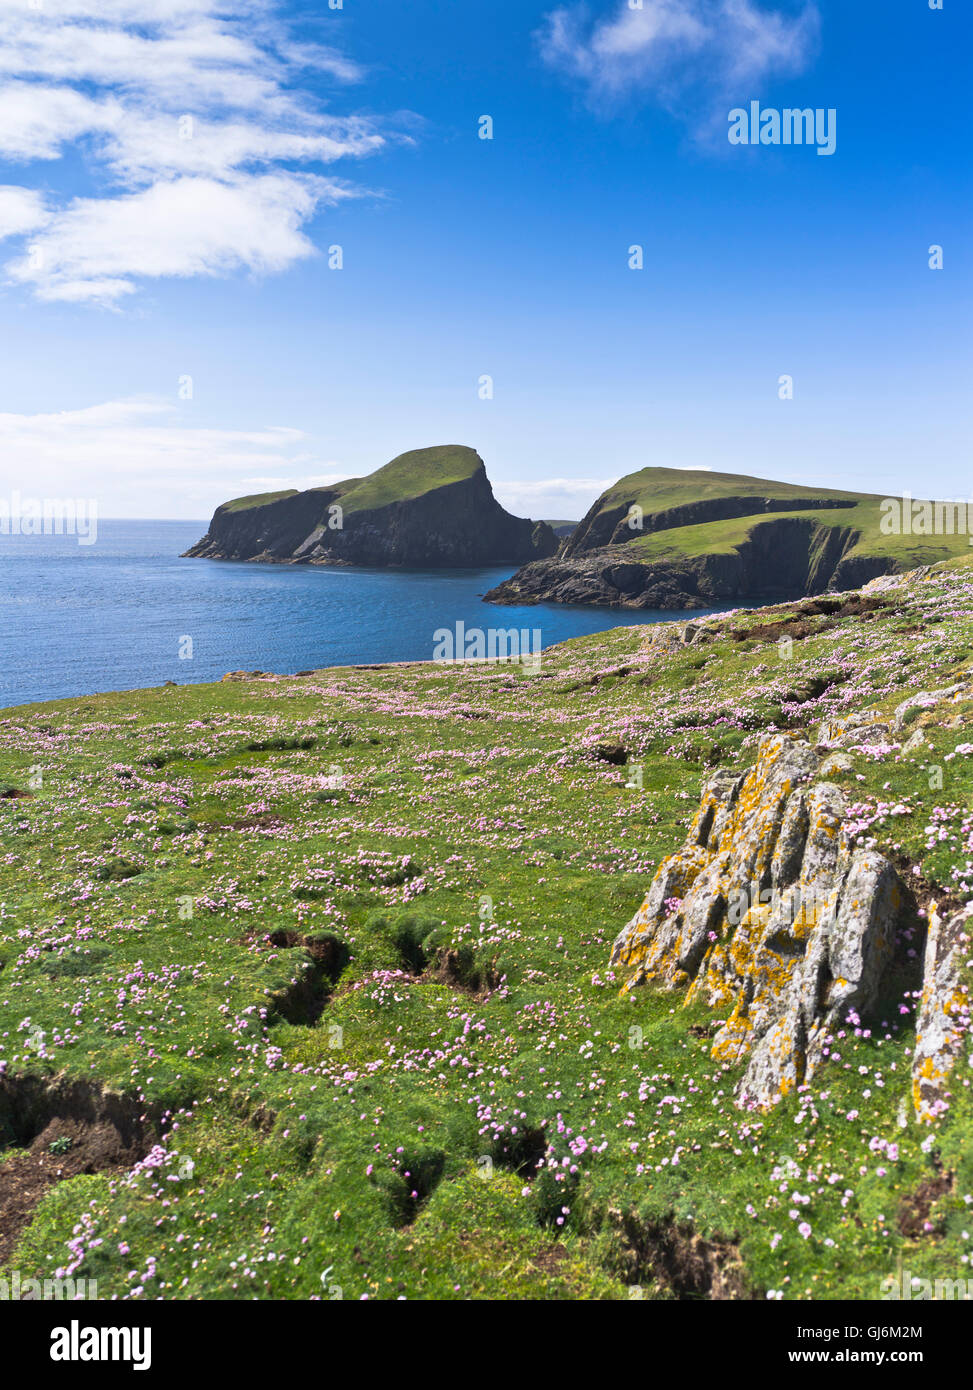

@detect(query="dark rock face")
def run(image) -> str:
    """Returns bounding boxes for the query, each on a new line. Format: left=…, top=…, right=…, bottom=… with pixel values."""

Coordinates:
left=485, top=516, right=899, bottom=610
left=184, top=463, right=558, bottom=569
left=829, top=552, right=903, bottom=591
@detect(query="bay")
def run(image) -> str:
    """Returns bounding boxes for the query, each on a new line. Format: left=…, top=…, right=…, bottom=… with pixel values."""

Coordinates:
left=0, top=520, right=729, bottom=708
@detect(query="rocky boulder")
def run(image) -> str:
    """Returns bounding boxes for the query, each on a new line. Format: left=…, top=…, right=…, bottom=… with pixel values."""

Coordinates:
left=609, top=733, right=945, bottom=1112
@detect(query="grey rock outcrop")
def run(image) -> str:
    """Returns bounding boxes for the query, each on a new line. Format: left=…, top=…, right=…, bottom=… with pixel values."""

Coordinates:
left=609, top=733, right=941, bottom=1111
left=913, top=906, right=972, bottom=1122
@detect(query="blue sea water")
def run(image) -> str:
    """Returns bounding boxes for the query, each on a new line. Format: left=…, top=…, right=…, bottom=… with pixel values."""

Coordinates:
left=0, top=520, right=727, bottom=709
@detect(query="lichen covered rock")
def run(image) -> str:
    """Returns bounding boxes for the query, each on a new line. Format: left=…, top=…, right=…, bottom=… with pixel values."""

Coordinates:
left=912, top=905, right=972, bottom=1123
left=610, top=733, right=916, bottom=1109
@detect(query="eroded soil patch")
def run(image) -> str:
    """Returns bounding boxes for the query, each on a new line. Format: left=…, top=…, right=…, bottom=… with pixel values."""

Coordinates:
left=259, top=929, right=351, bottom=1026
left=606, top=1208, right=752, bottom=1300
left=729, top=594, right=890, bottom=645
left=897, top=1166, right=955, bottom=1239
left=0, top=1074, right=157, bottom=1265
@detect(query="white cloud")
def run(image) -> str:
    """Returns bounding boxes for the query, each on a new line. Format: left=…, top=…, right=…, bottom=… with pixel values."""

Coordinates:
left=0, top=6, right=305, bottom=109
left=493, top=476, right=616, bottom=519
left=0, top=397, right=334, bottom=515
left=0, top=83, right=116, bottom=161
left=0, top=1, right=395, bottom=303
left=494, top=468, right=715, bottom=519
left=4, top=2, right=244, bottom=17
left=0, top=82, right=384, bottom=185
left=8, top=173, right=357, bottom=305
left=104, top=114, right=385, bottom=185
left=538, top=0, right=820, bottom=113
left=0, top=185, right=50, bottom=240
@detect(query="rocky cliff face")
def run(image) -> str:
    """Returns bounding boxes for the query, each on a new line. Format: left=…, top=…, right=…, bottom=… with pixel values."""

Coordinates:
left=610, top=708, right=971, bottom=1118
left=184, top=456, right=558, bottom=569
left=485, top=515, right=897, bottom=610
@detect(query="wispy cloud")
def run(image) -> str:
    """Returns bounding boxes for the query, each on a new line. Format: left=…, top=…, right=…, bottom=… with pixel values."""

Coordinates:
left=493, top=475, right=616, bottom=519
left=0, top=185, right=50, bottom=240
left=0, top=397, right=333, bottom=515
left=538, top=0, right=820, bottom=126
left=0, top=0, right=396, bottom=304
left=494, top=467, right=714, bottom=519
left=6, top=174, right=357, bottom=304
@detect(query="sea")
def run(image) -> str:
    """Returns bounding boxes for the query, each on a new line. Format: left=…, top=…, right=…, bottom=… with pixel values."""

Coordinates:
left=0, top=520, right=727, bottom=709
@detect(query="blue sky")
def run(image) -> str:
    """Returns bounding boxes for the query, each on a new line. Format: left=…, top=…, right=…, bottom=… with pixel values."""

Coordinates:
left=0, top=0, right=968, bottom=519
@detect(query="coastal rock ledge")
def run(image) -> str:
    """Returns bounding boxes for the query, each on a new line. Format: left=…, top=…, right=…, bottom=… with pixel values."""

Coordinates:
left=610, top=731, right=971, bottom=1118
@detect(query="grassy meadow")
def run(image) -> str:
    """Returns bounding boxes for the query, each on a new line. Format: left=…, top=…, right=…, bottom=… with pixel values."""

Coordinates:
left=2, top=562, right=973, bottom=1300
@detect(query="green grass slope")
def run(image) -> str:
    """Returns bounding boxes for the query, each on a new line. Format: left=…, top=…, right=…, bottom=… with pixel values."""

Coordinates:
left=592, top=465, right=865, bottom=518
left=2, top=562, right=973, bottom=1300
left=220, top=489, right=300, bottom=514
left=215, top=447, right=485, bottom=520
left=579, top=467, right=973, bottom=570
left=627, top=501, right=973, bottom=570
left=333, top=445, right=484, bottom=515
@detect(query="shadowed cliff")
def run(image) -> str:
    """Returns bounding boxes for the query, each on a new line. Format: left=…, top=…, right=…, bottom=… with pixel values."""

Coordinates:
left=485, top=467, right=971, bottom=609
